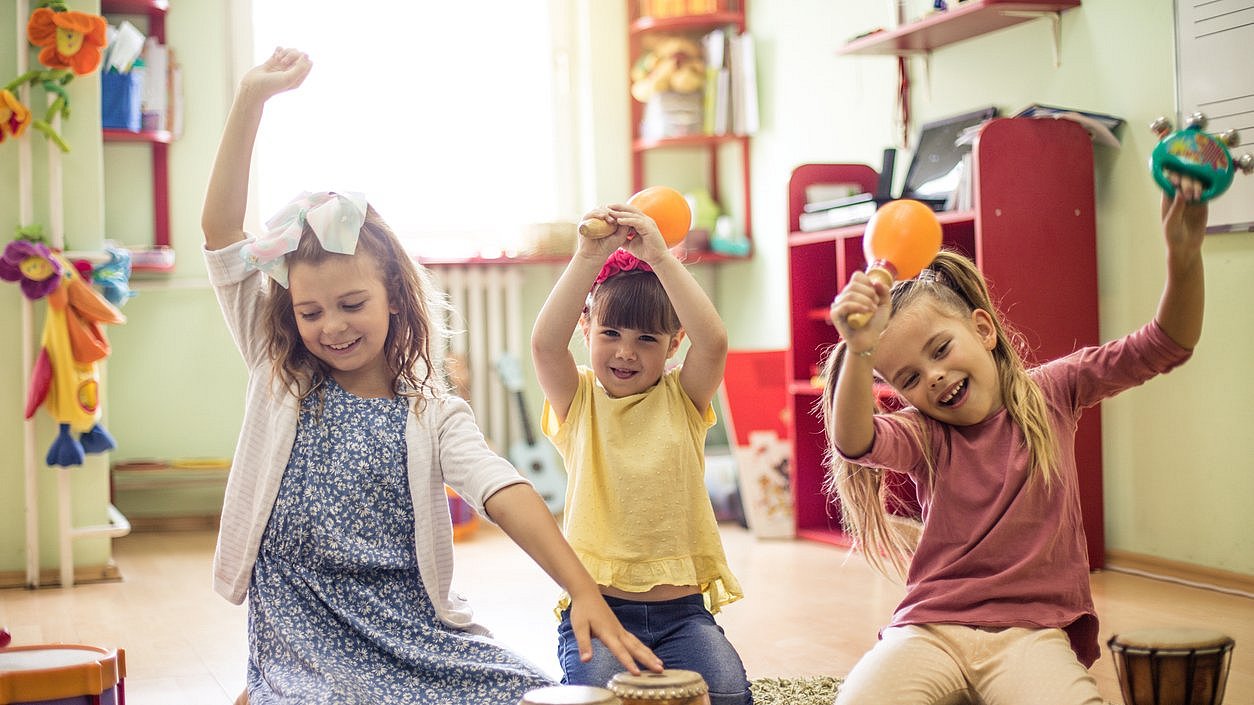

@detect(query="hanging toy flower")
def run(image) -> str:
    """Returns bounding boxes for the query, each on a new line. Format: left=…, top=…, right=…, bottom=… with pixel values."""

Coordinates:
left=27, top=7, right=107, bottom=76
left=0, top=89, right=33, bottom=142
left=0, top=238, right=64, bottom=300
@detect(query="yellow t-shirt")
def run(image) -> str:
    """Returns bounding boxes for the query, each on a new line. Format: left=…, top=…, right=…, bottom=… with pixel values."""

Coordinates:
left=542, top=367, right=743, bottom=614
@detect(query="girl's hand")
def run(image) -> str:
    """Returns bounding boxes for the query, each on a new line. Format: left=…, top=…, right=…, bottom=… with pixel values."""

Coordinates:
left=576, top=206, right=629, bottom=262
left=1161, top=174, right=1208, bottom=257
left=611, top=205, right=670, bottom=265
left=239, top=47, right=312, bottom=104
left=568, top=594, right=664, bottom=675
left=830, top=270, right=889, bottom=352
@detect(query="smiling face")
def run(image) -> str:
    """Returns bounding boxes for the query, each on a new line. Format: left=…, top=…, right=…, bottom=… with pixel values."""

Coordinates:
left=586, top=319, right=683, bottom=398
left=875, top=299, right=1002, bottom=426
left=287, top=253, right=397, bottom=398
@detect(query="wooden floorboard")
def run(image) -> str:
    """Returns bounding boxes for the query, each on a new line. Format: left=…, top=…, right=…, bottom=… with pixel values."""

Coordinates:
left=0, top=525, right=1249, bottom=704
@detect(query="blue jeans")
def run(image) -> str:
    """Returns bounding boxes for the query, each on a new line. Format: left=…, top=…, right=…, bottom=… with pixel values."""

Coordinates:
left=558, top=594, right=752, bottom=705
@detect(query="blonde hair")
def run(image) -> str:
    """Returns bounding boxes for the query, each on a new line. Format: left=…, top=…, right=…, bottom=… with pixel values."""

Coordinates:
left=260, top=204, right=447, bottom=407
left=818, top=249, right=1057, bottom=580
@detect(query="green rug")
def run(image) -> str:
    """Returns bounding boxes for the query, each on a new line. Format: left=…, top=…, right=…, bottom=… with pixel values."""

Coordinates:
left=750, top=676, right=843, bottom=705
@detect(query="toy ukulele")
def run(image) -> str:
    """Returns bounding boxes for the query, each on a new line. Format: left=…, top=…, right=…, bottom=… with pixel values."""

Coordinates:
left=579, top=185, right=691, bottom=248
left=847, top=199, right=942, bottom=329
left=1150, top=113, right=1253, bottom=201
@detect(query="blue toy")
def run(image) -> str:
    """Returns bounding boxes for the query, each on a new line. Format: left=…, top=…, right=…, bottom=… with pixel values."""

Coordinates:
left=92, top=246, right=136, bottom=307
left=1150, top=113, right=1252, bottom=201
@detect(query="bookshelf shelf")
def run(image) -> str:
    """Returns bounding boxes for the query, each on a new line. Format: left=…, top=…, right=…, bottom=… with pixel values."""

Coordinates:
left=838, top=0, right=1081, bottom=57
left=103, top=128, right=173, bottom=144
left=101, top=0, right=171, bottom=248
left=628, top=2, right=754, bottom=245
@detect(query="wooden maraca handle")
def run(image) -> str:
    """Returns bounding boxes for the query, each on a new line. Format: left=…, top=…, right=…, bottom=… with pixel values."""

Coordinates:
left=578, top=217, right=615, bottom=239
left=845, top=265, right=895, bottom=329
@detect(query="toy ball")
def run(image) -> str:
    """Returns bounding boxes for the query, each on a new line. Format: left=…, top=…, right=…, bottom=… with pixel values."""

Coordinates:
left=446, top=486, right=480, bottom=541
left=578, top=185, right=692, bottom=248
left=628, top=185, right=692, bottom=247
left=864, top=199, right=942, bottom=282
left=0, top=627, right=10, bottom=648
left=847, top=199, right=943, bottom=329
left=1149, top=113, right=1253, bottom=201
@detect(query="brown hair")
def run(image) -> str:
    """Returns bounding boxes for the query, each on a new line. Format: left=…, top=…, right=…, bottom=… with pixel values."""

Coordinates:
left=585, top=269, right=681, bottom=335
left=260, top=204, right=446, bottom=406
left=818, top=249, right=1057, bottom=580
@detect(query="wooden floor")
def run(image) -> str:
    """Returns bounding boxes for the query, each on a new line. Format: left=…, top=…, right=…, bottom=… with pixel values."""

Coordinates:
left=1, top=524, right=1250, bottom=705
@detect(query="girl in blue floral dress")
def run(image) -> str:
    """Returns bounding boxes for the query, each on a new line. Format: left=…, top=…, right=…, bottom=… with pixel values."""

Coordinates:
left=203, top=47, right=661, bottom=705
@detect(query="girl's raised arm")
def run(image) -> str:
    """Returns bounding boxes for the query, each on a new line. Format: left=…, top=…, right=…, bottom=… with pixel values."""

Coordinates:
left=827, top=271, right=890, bottom=458
left=202, top=48, right=311, bottom=251
left=530, top=208, right=626, bottom=422
left=1155, top=186, right=1208, bottom=350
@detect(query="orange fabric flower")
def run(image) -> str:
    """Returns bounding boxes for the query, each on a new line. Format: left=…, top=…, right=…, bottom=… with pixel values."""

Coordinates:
left=27, top=7, right=107, bottom=75
left=0, top=89, right=33, bottom=142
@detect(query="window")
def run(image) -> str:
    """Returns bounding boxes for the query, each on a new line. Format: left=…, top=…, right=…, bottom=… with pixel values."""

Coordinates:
left=250, top=1, right=576, bottom=259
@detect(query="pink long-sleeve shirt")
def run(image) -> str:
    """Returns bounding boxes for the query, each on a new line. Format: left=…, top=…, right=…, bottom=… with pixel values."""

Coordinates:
left=841, top=321, right=1191, bottom=666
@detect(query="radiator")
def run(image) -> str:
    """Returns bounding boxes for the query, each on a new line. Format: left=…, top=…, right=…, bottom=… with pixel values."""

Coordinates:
left=429, top=265, right=525, bottom=452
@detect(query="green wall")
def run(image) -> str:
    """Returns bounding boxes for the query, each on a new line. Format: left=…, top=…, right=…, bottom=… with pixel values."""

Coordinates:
left=2, top=1, right=1250, bottom=578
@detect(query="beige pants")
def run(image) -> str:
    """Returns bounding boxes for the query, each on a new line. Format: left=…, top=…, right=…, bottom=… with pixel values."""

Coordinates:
left=834, top=624, right=1103, bottom=705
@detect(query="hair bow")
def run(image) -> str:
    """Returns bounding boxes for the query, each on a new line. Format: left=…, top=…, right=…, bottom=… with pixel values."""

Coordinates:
left=240, top=191, right=368, bottom=287
left=594, top=248, right=653, bottom=289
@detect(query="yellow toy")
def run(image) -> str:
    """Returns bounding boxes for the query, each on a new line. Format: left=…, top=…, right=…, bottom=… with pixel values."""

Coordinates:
left=630, top=34, right=706, bottom=104
left=22, top=252, right=126, bottom=466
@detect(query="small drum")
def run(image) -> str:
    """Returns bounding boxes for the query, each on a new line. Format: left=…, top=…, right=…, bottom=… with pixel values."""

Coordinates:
left=0, top=643, right=126, bottom=705
left=519, top=684, right=621, bottom=704
left=608, top=669, right=710, bottom=705
left=1108, top=628, right=1233, bottom=705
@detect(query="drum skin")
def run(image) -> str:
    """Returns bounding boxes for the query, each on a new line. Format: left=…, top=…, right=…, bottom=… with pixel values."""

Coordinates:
left=608, top=669, right=711, bottom=705
left=0, top=643, right=126, bottom=705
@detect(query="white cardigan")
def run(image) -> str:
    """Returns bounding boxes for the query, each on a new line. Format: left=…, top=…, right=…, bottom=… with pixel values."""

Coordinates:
left=205, top=241, right=529, bottom=635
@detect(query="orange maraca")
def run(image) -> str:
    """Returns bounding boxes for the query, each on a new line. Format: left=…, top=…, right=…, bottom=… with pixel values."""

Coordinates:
left=847, top=199, right=943, bottom=328
left=579, top=186, right=692, bottom=248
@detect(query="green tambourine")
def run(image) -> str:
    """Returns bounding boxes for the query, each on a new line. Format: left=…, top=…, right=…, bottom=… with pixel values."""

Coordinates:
left=1149, top=114, right=1252, bottom=201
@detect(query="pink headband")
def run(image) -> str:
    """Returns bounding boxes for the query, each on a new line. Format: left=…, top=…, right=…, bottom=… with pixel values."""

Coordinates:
left=594, top=249, right=652, bottom=289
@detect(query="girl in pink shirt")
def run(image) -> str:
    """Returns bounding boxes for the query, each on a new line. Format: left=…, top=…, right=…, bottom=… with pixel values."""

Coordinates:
left=821, top=181, right=1208, bottom=705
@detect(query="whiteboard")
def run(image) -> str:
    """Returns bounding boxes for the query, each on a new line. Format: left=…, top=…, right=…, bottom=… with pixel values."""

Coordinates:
left=1174, top=0, right=1254, bottom=232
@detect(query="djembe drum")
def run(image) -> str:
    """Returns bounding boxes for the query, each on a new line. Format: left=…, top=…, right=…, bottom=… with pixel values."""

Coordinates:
left=1108, top=628, right=1234, bottom=705
left=607, top=669, right=711, bottom=705
left=0, top=643, right=127, bottom=705
left=519, top=684, right=620, bottom=704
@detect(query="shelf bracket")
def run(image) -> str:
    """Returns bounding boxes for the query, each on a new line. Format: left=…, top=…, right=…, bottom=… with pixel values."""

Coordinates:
left=1001, top=10, right=1064, bottom=67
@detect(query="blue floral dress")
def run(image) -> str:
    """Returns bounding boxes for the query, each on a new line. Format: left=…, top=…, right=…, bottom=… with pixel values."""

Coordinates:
left=246, top=378, right=554, bottom=704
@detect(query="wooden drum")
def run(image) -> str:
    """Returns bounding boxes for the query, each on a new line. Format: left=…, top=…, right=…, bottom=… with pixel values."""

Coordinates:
left=0, top=644, right=126, bottom=705
left=1108, top=628, right=1233, bottom=705
left=608, top=669, right=710, bottom=705
left=519, top=684, right=620, bottom=704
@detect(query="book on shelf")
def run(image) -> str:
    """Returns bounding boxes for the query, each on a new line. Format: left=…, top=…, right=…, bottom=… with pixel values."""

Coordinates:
left=798, top=195, right=883, bottom=231
left=729, top=30, right=759, bottom=135
left=701, top=27, right=727, bottom=135
left=1013, top=104, right=1125, bottom=147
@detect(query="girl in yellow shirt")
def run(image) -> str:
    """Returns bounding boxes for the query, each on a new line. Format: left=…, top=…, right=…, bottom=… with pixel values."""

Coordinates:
left=532, top=203, right=751, bottom=705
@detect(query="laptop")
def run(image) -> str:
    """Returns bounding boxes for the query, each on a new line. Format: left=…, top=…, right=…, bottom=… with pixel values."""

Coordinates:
left=899, top=105, right=999, bottom=209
